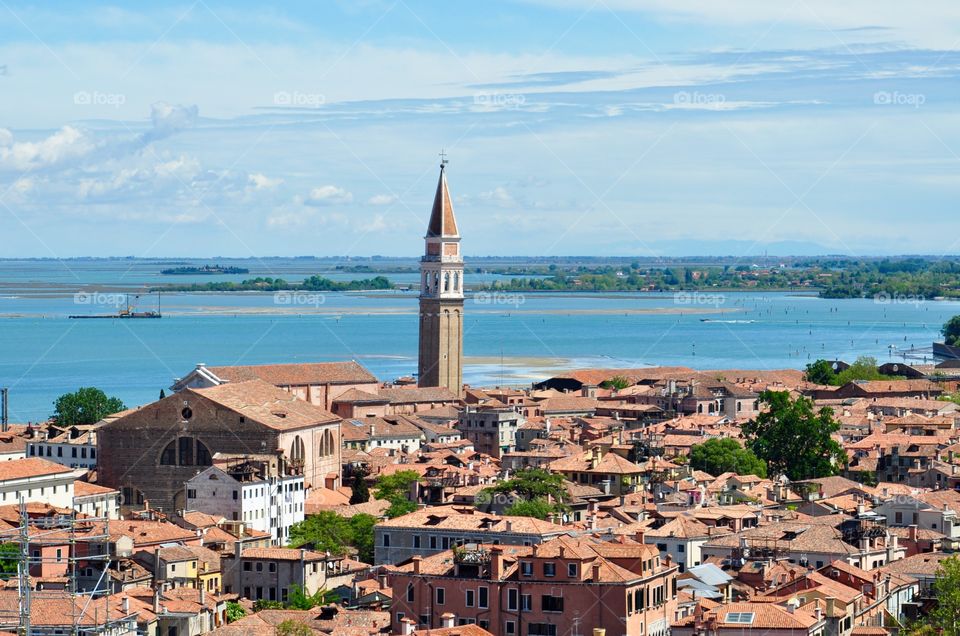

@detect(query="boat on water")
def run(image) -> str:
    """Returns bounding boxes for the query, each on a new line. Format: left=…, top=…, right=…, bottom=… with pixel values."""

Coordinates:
left=69, top=292, right=162, bottom=319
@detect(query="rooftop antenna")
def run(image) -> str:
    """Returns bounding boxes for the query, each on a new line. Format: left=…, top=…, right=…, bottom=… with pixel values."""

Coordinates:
left=439, top=148, right=449, bottom=169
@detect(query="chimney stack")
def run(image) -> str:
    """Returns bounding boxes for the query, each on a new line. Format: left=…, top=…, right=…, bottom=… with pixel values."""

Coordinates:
left=412, top=556, right=422, bottom=575
left=441, top=613, right=456, bottom=628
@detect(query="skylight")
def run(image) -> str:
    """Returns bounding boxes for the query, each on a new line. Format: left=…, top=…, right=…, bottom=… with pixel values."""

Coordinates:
left=725, top=613, right=755, bottom=625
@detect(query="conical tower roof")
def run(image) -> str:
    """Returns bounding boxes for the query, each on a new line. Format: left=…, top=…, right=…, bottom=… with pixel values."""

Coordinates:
left=426, top=163, right=459, bottom=238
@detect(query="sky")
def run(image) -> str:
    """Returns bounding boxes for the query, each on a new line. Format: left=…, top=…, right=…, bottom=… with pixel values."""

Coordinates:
left=1, top=1, right=960, bottom=258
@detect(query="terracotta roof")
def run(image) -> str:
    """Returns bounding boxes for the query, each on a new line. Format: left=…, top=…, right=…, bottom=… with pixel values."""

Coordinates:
left=426, top=164, right=459, bottom=238
left=0, top=457, right=74, bottom=482
left=73, top=481, right=118, bottom=497
left=241, top=547, right=325, bottom=562
left=376, top=506, right=568, bottom=535
left=332, top=389, right=389, bottom=404
left=205, top=360, right=377, bottom=386
left=674, top=600, right=820, bottom=630
left=191, top=380, right=340, bottom=430
left=378, top=387, right=459, bottom=404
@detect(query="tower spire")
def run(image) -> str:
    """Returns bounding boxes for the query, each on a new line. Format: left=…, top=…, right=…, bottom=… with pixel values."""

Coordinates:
left=427, top=156, right=459, bottom=238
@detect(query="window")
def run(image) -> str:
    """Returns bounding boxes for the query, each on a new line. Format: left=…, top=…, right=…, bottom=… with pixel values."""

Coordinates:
left=678, top=544, right=685, bottom=553
left=233, top=490, right=238, bottom=500
left=505, top=621, right=516, bottom=635
left=255, top=562, right=263, bottom=572
left=407, top=584, right=415, bottom=602
left=507, top=589, right=518, bottom=611
left=528, top=624, right=557, bottom=636
left=521, top=594, right=532, bottom=611
left=187, top=489, right=196, bottom=499
left=479, top=586, right=488, bottom=609
left=56, top=549, right=62, bottom=563
left=725, top=613, right=755, bottom=625
left=436, top=588, right=445, bottom=605
left=268, top=563, right=276, bottom=573
left=57, top=447, right=63, bottom=457
left=521, top=561, right=533, bottom=577
left=542, top=594, right=564, bottom=612
left=465, top=589, right=475, bottom=607
left=567, top=563, right=578, bottom=577
left=382, top=533, right=391, bottom=547
left=544, top=562, right=556, bottom=577
left=243, top=562, right=252, bottom=572
left=413, top=535, right=421, bottom=549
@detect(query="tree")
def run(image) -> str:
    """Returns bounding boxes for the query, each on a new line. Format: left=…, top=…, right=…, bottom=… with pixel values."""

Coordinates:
left=225, top=601, right=246, bottom=623
left=275, top=619, right=312, bottom=636
left=689, top=438, right=767, bottom=478
left=288, top=511, right=353, bottom=554
left=929, top=556, right=960, bottom=636
left=804, top=359, right=837, bottom=385
left=52, top=387, right=125, bottom=426
left=0, top=543, right=19, bottom=579
left=742, top=390, right=847, bottom=481
left=348, top=513, right=377, bottom=564
left=600, top=375, right=631, bottom=391
left=373, top=470, right=420, bottom=518
left=944, top=315, right=960, bottom=347
left=349, top=471, right=370, bottom=505
left=488, top=468, right=568, bottom=503
left=287, top=512, right=377, bottom=564
left=504, top=498, right=556, bottom=520
left=286, top=584, right=336, bottom=610
left=834, top=356, right=896, bottom=385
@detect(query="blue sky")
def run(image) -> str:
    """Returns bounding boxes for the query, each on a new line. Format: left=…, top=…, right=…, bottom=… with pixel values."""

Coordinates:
left=1, top=1, right=960, bottom=257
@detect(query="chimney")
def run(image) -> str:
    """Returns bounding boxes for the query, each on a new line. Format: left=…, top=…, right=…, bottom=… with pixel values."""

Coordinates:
left=594, top=630, right=607, bottom=636
left=909, top=525, right=918, bottom=542
left=490, top=546, right=505, bottom=580
left=441, top=613, right=456, bottom=628
left=153, top=587, right=161, bottom=614
left=826, top=596, right=836, bottom=618
left=121, top=596, right=130, bottom=614
left=378, top=573, right=388, bottom=590
left=592, top=561, right=602, bottom=581
left=412, top=556, right=422, bottom=575
left=399, top=617, right=416, bottom=635
left=814, top=601, right=823, bottom=621
left=635, top=530, right=646, bottom=544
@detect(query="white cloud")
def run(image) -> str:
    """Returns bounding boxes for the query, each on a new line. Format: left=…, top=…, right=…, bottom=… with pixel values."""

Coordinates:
left=248, top=173, right=284, bottom=190
left=367, top=193, right=397, bottom=205
left=304, top=185, right=353, bottom=206
left=0, top=126, right=95, bottom=171
left=0, top=129, right=12, bottom=146
left=478, top=186, right=517, bottom=208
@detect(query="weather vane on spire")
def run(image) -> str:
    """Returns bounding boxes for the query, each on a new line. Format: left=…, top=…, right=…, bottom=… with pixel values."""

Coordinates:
left=439, top=148, right=448, bottom=168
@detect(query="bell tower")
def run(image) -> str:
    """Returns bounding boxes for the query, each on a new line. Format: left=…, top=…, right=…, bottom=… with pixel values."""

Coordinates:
left=418, top=153, right=464, bottom=395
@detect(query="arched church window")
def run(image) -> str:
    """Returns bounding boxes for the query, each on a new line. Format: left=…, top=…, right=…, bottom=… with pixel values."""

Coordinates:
left=453, top=272, right=460, bottom=291
left=443, top=272, right=450, bottom=292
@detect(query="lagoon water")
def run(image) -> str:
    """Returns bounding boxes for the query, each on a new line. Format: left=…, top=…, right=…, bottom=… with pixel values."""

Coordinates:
left=1, top=259, right=957, bottom=422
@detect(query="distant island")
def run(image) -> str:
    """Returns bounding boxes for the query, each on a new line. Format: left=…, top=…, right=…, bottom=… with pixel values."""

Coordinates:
left=478, top=258, right=960, bottom=299
left=152, top=275, right=394, bottom=293
left=160, top=264, right=250, bottom=275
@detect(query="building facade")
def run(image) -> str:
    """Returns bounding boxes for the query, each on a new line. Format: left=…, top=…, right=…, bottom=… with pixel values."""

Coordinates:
left=418, top=159, right=464, bottom=396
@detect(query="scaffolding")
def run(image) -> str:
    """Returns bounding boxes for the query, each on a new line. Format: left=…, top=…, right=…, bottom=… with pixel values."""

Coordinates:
left=0, top=500, right=133, bottom=635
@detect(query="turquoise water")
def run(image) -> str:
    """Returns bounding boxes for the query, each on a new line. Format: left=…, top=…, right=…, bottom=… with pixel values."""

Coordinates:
left=1, top=260, right=957, bottom=422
